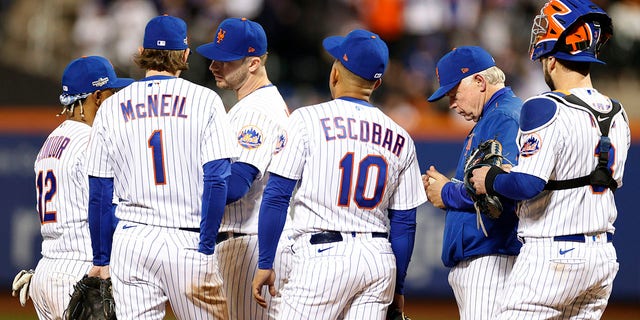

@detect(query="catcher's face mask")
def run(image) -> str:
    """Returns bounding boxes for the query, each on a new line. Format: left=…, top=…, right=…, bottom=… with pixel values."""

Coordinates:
left=529, top=0, right=612, bottom=63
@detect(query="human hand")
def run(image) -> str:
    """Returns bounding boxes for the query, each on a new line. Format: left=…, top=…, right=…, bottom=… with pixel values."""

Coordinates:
left=252, top=268, right=277, bottom=308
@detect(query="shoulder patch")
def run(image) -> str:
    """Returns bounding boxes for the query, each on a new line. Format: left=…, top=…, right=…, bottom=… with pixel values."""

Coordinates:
left=519, top=133, right=542, bottom=157
left=520, top=96, right=558, bottom=133
left=237, top=125, right=263, bottom=149
left=274, top=130, right=287, bottom=155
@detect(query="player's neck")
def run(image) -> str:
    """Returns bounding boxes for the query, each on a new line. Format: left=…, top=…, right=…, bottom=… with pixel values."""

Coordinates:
left=552, top=72, right=593, bottom=91
left=145, top=70, right=180, bottom=78
left=237, top=74, right=271, bottom=101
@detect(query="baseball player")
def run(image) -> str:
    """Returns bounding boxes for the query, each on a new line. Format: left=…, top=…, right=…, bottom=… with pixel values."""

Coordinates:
left=195, top=17, right=292, bottom=319
left=470, top=0, right=630, bottom=318
left=252, top=29, right=427, bottom=319
left=85, top=15, right=237, bottom=319
left=423, top=46, right=522, bottom=320
left=10, top=56, right=132, bottom=319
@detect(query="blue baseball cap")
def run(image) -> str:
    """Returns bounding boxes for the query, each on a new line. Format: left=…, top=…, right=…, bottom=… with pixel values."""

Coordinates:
left=143, top=15, right=189, bottom=50
left=427, top=46, right=496, bottom=102
left=60, top=56, right=134, bottom=105
left=196, top=17, right=267, bottom=62
left=322, top=29, right=389, bottom=81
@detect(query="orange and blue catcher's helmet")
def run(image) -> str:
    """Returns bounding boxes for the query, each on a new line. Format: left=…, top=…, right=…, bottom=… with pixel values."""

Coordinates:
left=529, top=0, right=612, bottom=64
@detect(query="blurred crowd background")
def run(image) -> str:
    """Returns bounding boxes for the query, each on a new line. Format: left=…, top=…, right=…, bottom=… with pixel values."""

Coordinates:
left=0, top=0, right=639, bottom=136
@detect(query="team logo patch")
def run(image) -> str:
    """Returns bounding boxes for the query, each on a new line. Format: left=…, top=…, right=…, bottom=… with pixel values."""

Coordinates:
left=274, top=130, right=287, bottom=155
left=520, top=133, right=541, bottom=157
left=92, top=77, right=109, bottom=87
left=237, top=126, right=263, bottom=149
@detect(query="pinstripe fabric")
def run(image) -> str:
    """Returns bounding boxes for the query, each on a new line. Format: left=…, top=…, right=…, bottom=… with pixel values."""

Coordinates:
left=512, top=89, right=630, bottom=238
left=110, top=222, right=228, bottom=319
left=222, top=85, right=289, bottom=235
left=30, top=120, right=95, bottom=319
left=30, top=258, right=92, bottom=320
left=448, top=255, right=516, bottom=319
left=269, top=99, right=427, bottom=234
left=501, top=88, right=630, bottom=319
left=217, top=232, right=294, bottom=320
left=266, top=98, right=427, bottom=318
left=279, top=236, right=396, bottom=320
left=217, top=85, right=291, bottom=319
left=86, top=77, right=238, bottom=228
left=496, top=238, right=618, bottom=319
left=35, top=120, right=93, bottom=261
left=86, top=76, right=236, bottom=319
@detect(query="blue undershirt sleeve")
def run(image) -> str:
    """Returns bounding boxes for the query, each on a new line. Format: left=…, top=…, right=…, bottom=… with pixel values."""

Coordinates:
left=441, top=181, right=475, bottom=210
left=258, top=174, right=297, bottom=270
left=88, top=176, right=115, bottom=266
left=226, top=162, right=259, bottom=204
left=494, top=172, right=546, bottom=200
left=199, top=159, right=231, bottom=255
left=388, top=208, right=417, bottom=295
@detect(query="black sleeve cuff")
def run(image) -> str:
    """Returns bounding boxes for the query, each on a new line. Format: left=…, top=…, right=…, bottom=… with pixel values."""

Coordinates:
left=485, top=165, right=506, bottom=196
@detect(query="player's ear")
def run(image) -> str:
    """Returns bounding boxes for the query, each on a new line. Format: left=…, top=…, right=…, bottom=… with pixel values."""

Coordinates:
left=474, top=74, right=486, bottom=91
left=373, top=78, right=382, bottom=91
left=330, top=62, right=339, bottom=87
left=183, top=49, right=190, bottom=62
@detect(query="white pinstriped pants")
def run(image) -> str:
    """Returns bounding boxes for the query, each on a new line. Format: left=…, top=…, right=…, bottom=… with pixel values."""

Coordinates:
left=30, top=257, right=93, bottom=320
left=276, top=233, right=396, bottom=320
left=110, top=221, right=228, bottom=320
left=216, top=231, right=295, bottom=320
left=495, top=236, right=618, bottom=320
left=448, top=254, right=516, bottom=320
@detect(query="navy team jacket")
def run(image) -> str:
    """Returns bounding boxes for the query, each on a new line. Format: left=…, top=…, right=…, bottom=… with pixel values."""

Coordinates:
left=440, top=87, right=523, bottom=268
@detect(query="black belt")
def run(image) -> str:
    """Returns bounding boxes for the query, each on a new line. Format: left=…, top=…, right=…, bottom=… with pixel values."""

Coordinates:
left=309, top=231, right=388, bottom=245
left=553, top=232, right=613, bottom=243
left=179, top=227, right=200, bottom=233
left=216, top=232, right=247, bottom=244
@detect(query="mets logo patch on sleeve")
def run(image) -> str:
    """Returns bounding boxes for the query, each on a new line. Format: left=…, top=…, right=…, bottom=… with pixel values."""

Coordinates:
left=520, top=133, right=541, bottom=157
left=237, top=125, right=263, bottom=149
left=274, top=130, right=287, bottom=155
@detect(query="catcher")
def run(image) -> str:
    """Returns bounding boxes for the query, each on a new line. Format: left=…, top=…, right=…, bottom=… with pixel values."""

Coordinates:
left=423, top=46, right=522, bottom=320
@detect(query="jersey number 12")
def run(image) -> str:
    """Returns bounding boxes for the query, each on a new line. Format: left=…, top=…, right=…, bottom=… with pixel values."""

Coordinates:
left=36, top=170, right=57, bottom=224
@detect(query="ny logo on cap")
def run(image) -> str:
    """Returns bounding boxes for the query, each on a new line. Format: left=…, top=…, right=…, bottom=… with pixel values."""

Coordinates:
left=217, top=29, right=226, bottom=43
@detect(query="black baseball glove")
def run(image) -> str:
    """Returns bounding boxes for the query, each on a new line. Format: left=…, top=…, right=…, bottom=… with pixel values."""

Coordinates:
left=64, top=275, right=116, bottom=320
left=386, top=308, right=412, bottom=320
left=463, top=139, right=507, bottom=235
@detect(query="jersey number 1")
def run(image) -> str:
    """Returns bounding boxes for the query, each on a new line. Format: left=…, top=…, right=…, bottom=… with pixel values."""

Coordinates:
left=36, top=170, right=57, bottom=223
left=148, top=130, right=167, bottom=185
left=338, top=153, right=388, bottom=209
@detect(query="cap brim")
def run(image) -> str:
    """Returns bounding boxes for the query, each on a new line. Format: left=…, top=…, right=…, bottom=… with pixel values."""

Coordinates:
left=322, top=36, right=344, bottom=60
left=552, top=51, right=606, bottom=64
left=427, top=82, right=458, bottom=102
left=196, top=42, right=244, bottom=62
left=108, top=78, right=135, bottom=90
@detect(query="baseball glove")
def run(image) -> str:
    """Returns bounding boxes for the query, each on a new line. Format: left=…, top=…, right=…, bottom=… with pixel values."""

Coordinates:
left=463, top=139, right=506, bottom=235
left=64, top=275, right=116, bottom=320
left=12, top=269, right=34, bottom=307
left=387, top=309, right=412, bottom=320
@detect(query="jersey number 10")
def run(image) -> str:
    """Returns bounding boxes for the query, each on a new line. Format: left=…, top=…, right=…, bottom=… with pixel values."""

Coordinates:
left=338, top=153, right=388, bottom=209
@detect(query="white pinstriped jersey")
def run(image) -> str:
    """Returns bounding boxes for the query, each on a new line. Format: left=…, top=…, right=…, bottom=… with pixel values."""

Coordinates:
left=222, top=85, right=289, bottom=234
left=268, top=98, right=427, bottom=234
left=512, top=88, right=630, bottom=237
left=86, top=76, right=238, bottom=228
left=34, top=120, right=93, bottom=261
